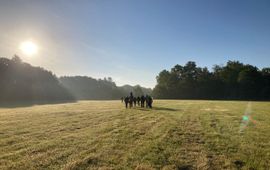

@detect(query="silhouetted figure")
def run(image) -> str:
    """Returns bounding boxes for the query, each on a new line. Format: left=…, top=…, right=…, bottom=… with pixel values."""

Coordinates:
left=141, top=95, right=145, bottom=107
left=124, top=96, right=129, bottom=108
left=129, top=92, right=134, bottom=108
left=133, top=97, right=137, bottom=106
left=145, top=95, right=149, bottom=108
left=148, top=96, right=153, bottom=108
left=137, top=96, right=141, bottom=106
left=121, top=97, right=123, bottom=103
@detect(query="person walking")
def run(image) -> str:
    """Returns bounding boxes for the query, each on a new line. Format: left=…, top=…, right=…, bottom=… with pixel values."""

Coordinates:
left=124, top=96, right=129, bottom=108
left=133, top=97, right=137, bottom=106
left=137, top=96, right=141, bottom=106
left=141, top=95, right=145, bottom=108
left=148, top=96, right=153, bottom=108
left=129, top=92, right=134, bottom=108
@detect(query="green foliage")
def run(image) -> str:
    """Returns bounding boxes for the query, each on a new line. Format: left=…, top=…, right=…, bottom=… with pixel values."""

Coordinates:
left=59, top=77, right=152, bottom=100
left=0, top=56, right=152, bottom=102
left=133, top=85, right=144, bottom=96
left=153, top=61, right=270, bottom=100
left=0, top=56, right=75, bottom=103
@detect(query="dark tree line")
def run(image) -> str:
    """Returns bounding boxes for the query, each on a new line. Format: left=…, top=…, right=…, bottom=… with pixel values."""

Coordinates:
left=59, top=76, right=152, bottom=100
left=0, top=56, right=152, bottom=103
left=153, top=61, right=270, bottom=100
left=0, top=56, right=75, bottom=103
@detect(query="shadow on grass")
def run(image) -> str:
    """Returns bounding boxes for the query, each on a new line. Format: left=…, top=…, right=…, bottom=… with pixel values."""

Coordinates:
left=0, top=100, right=77, bottom=108
left=152, top=106, right=179, bottom=111
left=133, top=106, right=179, bottom=112
left=133, top=107, right=151, bottom=111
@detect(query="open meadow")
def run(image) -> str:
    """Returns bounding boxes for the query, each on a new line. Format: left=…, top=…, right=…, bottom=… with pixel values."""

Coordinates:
left=0, top=100, right=269, bottom=170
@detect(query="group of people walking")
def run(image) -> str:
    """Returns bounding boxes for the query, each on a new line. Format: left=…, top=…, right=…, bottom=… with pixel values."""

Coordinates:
left=121, top=92, right=153, bottom=109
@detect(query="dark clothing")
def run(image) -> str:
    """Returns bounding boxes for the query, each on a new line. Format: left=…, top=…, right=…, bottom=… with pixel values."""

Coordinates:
left=148, top=97, right=153, bottom=108
left=133, top=98, right=137, bottom=106
left=137, top=97, right=141, bottom=105
left=124, top=97, right=129, bottom=108
left=141, top=95, right=145, bottom=107
left=145, top=96, right=149, bottom=108
left=129, top=92, right=134, bottom=108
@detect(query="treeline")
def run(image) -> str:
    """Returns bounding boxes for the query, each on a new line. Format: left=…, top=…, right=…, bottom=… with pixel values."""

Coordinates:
left=153, top=61, right=270, bottom=100
left=0, top=56, right=152, bottom=103
left=0, top=56, right=75, bottom=103
left=59, top=76, right=152, bottom=100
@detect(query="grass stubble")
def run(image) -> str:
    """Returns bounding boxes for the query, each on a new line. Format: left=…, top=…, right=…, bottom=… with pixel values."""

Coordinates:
left=0, top=100, right=269, bottom=169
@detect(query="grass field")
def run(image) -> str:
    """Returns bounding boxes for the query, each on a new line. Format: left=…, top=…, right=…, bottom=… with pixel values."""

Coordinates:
left=0, top=100, right=269, bottom=170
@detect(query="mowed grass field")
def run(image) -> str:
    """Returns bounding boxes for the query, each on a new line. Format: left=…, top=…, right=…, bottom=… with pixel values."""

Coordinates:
left=0, top=100, right=269, bottom=170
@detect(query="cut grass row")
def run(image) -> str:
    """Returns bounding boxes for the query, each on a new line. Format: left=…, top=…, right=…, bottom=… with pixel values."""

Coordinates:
left=0, top=100, right=269, bottom=169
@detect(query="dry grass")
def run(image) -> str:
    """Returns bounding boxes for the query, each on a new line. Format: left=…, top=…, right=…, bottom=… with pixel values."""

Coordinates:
left=0, top=100, right=269, bottom=169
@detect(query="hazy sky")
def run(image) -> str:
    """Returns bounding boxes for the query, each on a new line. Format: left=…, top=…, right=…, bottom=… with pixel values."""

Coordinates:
left=1, top=0, right=270, bottom=88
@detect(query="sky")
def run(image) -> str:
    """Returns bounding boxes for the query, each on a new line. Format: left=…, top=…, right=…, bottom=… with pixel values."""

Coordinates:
left=0, top=0, right=270, bottom=88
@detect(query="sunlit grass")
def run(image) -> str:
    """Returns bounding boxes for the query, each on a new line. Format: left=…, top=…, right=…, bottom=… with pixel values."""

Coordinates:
left=0, top=100, right=269, bottom=169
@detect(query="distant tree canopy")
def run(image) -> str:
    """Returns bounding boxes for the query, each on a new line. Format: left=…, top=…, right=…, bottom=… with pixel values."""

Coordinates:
left=0, top=56, right=152, bottom=103
left=59, top=76, right=121, bottom=100
left=0, top=56, right=75, bottom=103
left=59, top=76, right=152, bottom=100
left=153, top=61, right=270, bottom=100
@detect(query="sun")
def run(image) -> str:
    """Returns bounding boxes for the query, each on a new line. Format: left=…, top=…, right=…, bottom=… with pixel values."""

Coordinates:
left=20, top=41, right=38, bottom=56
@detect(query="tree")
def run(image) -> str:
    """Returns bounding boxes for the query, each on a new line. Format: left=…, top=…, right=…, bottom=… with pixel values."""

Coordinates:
left=133, top=85, right=144, bottom=96
left=0, top=56, right=75, bottom=103
left=153, top=60, right=270, bottom=100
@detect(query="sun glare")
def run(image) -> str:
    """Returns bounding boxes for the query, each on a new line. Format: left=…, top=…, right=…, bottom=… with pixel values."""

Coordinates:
left=20, top=41, right=38, bottom=56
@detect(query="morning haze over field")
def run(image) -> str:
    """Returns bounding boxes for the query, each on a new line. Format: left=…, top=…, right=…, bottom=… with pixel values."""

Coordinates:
left=0, top=0, right=270, bottom=170
left=1, top=0, right=270, bottom=88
